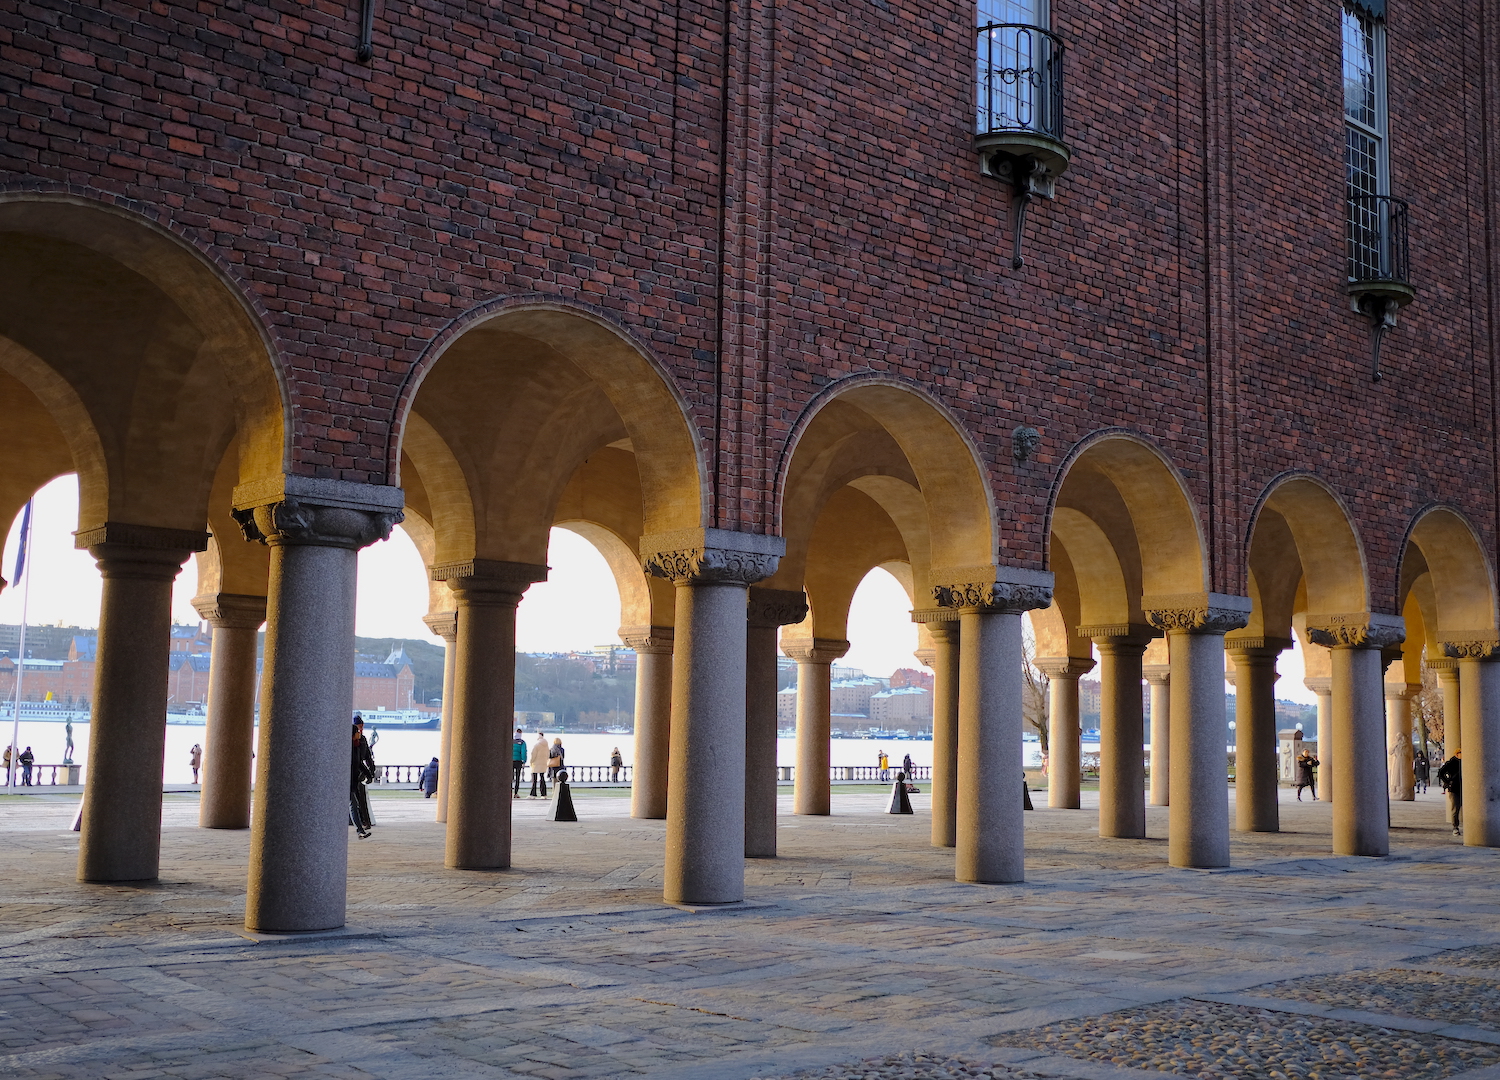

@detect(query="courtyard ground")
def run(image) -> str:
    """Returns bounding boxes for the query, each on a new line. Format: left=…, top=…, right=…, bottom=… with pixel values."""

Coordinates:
left=2, top=788, right=1498, bottom=1079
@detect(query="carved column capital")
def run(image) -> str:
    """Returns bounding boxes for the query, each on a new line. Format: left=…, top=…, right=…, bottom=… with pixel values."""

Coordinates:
left=1440, top=631, right=1500, bottom=660
left=1427, top=657, right=1462, bottom=677
left=192, top=592, right=268, bottom=631
left=913, top=647, right=937, bottom=666
left=430, top=559, right=548, bottom=607
left=1079, top=623, right=1157, bottom=651
left=1305, top=612, right=1405, bottom=650
left=1142, top=663, right=1171, bottom=686
left=781, top=637, right=851, bottom=665
left=1035, top=655, right=1095, bottom=680
left=77, top=523, right=207, bottom=582
left=1303, top=676, right=1332, bottom=696
left=931, top=565, right=1053, bottom=614
left=619, top=625, right=675, bottom=654
left=1225, top=636, right=1293, bottom=665
left=232, top=477, right=405, bottom=551
left=641, top=528, right=783, bottom=586
left=1141, top=593, right=1252, bottom=635
left=1383, top=681, right=1423, bottom=700
left=422, top=611, right=458, bottom=642
left=746, top=587, right=808, bottom=629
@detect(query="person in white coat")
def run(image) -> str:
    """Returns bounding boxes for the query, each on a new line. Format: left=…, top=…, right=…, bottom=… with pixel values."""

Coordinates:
left=529, top=731, right=552, bottom=798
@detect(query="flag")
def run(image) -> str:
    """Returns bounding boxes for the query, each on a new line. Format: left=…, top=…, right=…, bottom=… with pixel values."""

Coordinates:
left=11, top=499, right=31, bottom=583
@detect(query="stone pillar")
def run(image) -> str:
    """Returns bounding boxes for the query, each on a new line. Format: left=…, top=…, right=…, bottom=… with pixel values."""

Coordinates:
left=421, top=612, right=458, bottom=823
left=236, top=478, right=404, bottom=932
left=1385, top=681, right=1416, bottom=802
left=75, top=526, right=205, bottom=882
left=1144, top=593, right=1252, bottom=870
left=1309, top=615, right=1403, bottom=858
left=1452, top=643, right=1500, bottom=847
left=934, top=568, right=1054, bottom=885
left=620, top=627, right=673, bottom=820
left=431, top=561, right=547, bottom=870
left=1225, top=639, right=1288, bottom=833
left=783, top=637, right=850, bottom=816
left=1144, top=664, right=1170, bottom=806
left=1305, top=677, right=1334, bottom=802
left=192, top=593, right=268, bottom=830
left=745, top=589, right=807, bottom=858
left=1083, top=630, right=1151, bottom=839
left=1037, top=656, right=1093, bottom=810
left=644, top=529, right=783, bottom=905
left=920, top=617, right=962, bottom=846
left=1430, top=658, right=1462, bottom=756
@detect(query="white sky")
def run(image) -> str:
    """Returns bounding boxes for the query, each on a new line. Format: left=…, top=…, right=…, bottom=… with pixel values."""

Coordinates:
left=1, top=473, right=1316, bottom=700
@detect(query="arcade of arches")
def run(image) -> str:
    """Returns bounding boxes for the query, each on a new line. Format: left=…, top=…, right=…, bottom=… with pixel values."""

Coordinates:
left=3, top=199, right=1497, bottom=934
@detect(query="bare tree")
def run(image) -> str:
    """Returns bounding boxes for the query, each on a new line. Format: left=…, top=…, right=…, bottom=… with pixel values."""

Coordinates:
left=1412, top=655, right=1444, bottom=753
left=1021, top=624, right=1050, bottom=757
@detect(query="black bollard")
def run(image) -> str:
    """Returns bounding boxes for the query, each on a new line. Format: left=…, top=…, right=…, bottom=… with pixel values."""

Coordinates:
left=888, top=771, right=914, bottom=815
left=1023, top=774, right=1034, bottom=811
left=548, top=769, right=579, bottom=822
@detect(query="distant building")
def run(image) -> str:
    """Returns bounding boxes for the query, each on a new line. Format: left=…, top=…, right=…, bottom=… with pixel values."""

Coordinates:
left=870, top=685, right=933, bottom=727
left=352, top=645, right=418, bottom=713
left=777, top=687, right=798, bottom=726
left=890, top=667, right=934, bottom=692
left=830, top=677, right=884, bottom=716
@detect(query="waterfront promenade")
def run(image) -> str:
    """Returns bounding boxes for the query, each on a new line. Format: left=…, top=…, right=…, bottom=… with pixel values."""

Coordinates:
left=2, top=790, right=1498, bottom=1079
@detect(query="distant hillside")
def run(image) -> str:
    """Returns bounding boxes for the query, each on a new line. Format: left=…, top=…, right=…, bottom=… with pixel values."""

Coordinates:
left=353, top=635, right=448, bottom=706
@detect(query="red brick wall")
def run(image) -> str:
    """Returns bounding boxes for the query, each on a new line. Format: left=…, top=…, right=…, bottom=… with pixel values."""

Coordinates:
left=3, top=0, right=1496, bottom=611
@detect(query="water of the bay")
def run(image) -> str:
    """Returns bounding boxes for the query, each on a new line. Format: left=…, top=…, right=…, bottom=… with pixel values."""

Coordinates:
left=4, top=718, right=1069, bottom=785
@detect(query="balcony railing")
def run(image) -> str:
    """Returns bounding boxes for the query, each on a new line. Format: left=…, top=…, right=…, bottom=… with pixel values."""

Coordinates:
left=1347, top=194, right=1409, bottom=284
left=975, top=23, right=1065, bottom=144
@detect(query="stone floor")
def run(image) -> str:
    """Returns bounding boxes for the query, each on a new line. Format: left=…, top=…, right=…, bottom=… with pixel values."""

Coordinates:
left=2, top=788, right=1498, bottom=1080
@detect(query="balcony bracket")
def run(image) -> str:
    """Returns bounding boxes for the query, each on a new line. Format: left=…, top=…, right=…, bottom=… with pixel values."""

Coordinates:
left=1348, top=280, right=1415, bottom=382
left=982, top=151, right=1059, bottom=269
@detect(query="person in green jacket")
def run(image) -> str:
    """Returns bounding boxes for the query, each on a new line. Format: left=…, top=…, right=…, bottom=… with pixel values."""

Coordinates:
left=512, top=727, right=526, bottom=798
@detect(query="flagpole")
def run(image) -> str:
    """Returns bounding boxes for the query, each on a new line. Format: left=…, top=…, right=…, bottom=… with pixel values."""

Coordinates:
left=8, top=500, right=34, bottom=793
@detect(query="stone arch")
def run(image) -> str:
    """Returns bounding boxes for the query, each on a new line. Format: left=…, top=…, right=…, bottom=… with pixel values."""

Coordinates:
left=1247, top=473, right=1369, bottom=627
left=1048, top=431, right=1208, bottom=613
left=773, top=376, right=997, bottom=597
left=1399, top=506, right=1497, bottom=643
left=393, top=300, right=707, bottom=566
left=0, top=194, right=288, bottom=533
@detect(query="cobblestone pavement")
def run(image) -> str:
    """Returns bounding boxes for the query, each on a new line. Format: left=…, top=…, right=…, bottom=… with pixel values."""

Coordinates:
left=2, top=789, right=1498, bottom=1079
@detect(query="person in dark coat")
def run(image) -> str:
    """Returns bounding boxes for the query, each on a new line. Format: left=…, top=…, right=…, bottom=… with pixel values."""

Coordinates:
left=420, top=757, right=439, bottom=798
left=1414, top=750, right=1430, bottom=794
left=1437, top=750, right=1462, bottom=836
left=18, top=746, right=34, bottom=786
left=350, top=719, right=376, bottom=838
left=1294, top=750, right=1319, bottom=801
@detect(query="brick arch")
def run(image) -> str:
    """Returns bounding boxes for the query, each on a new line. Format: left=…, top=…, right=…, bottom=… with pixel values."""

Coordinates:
left=392, top=297, right=708, bottom=566
left=0, top=191, right=288, bottom=534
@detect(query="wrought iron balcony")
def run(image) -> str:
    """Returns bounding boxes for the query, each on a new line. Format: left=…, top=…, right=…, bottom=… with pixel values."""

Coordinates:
left=1346, top=194, right=1414, bottom=380
left=975, top=23, right=1070, bottom=268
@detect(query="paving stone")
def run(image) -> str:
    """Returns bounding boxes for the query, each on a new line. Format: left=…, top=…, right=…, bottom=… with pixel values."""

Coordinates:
left=0, top=791, right=1496, bottom=1079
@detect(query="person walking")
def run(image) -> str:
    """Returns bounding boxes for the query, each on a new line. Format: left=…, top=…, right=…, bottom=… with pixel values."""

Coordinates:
left=1438, top=750, right=1463, bottom=837
left=1414, top=749, right=1430, bottom=794
left=2, top=744, right=11, bottom=785
left=512, top=727, right=526, bottom=798
left=549, top=737, right=565, bottom=781
left=878, top=750, right=889, bottom=782
left=189, top=743, right=202, bottom=784
left=902, top=753, right=914, bottom=781
left=350, top=720, right=376, bottom=838
left=420, top=756, right=439, bottom=798
left=610, top=746, right=624, bottom=783
left=1294, top=749, right=1319, bottom=801
left=529, top=731, right=551, bottom=798
left=18, top=746, right=34, bottom=786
